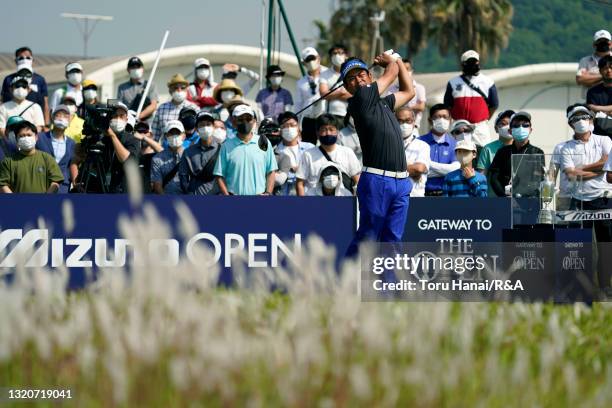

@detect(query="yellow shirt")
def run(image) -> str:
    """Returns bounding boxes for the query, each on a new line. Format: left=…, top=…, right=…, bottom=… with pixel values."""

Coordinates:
left=65, top=115, right=84, bottom=143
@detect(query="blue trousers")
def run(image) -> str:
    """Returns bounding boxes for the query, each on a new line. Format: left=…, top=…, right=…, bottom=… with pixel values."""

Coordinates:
left=346, top=172, right=412, bottom=257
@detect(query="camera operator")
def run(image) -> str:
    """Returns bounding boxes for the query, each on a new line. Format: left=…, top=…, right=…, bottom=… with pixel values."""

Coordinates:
left=104, top=102, right=141, bottom=193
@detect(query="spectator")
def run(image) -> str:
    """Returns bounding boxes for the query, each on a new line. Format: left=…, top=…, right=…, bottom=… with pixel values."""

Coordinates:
left=306, top=163, right=353, bottom=196
left=175, top=106, right=200, bottom=148
left=274, top=111, right=315, bottom=196
left=386, top=59, right=427, bottom=130
left=419, top=104, right=459, bottom=196
left=563, top=104, right=612, bottom=294
left=586, top=55, right=612, bottom=137
left=488, top=111, right=544, bottom=197
left=319, top=44, right=351, bottom=124
left=117, top=57, right=159, bottom=122
left=80, top=79, right=100, bottom=115
left=443, top=140, right=488, bottom=197
left=0, top=120, right=63, bottom=193
left=61, top=92, right=85, bottom=144
left=212, top=78, right=244, bottom=123
left=449, top=119, right=475, bottom=143
left=212, top=118, right=227, bottom=144
left=35, top=105, right=78, bottom=193
left=50, top=62, right=84, bottom=112
left=477, top=109, right=515, bottom=174
left=220, top=63, right=260, bottom=96
left=550, top=138, right=572, bottom=211
left=1, top=47, right=50, bottom=126
left=213, top=104, right=277, bottom=195
left=338, top=115, right=362, bottom=164
left=151, top=74, right=198, bottom=142
left=256, top=65, right=293, bottom=120
left=0, top=76, right=45, bottom=136
left=103, top=102, right=141, bottom=193
left=296, top=114, right=360, bottom=196
left=576, top=30, right=612, bottom=98
left=396, top=107, right=430, bottom=197
left=151, top=120, right=185, bottom=195
left=187, top=58, right=218, bottom=109
left=0, top=116, right=20, bottom=161
left=179, top=111, right=221, bottom=195
left=443, top=50, right=499, bottom=148
left=295, top=47, right=327, bottom=145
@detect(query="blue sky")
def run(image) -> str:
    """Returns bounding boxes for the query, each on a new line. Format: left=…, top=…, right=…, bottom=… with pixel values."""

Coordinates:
left=4, top=0, right=333, bottom=57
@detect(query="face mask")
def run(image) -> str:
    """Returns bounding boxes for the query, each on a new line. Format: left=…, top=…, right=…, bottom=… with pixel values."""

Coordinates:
left=17, top=136, right=35, bottom=152
left=172, top=90, right=187, bottom=103
left=595, top=42, right=610, bottom=53
left=53, top=118, right=69, bottom=129
left=454, top=132, right=472, bottom=142
left=196, top=68, right=210, bottom=81
left=12, top=87, right=28, bottom=100
left=400, top=123, right=414, bottom=138
left=432, top=118, right=450, bottom=133
left=221, top=90, right=235, bottom=104
left=181, top=116, right=197, bottom=131
left=270, top=76, right=283, bottom=87
left=331, top=54, right=346, bottom=67
left=237, top=121, right=254, bottom=135
left=512, top=126, right=530, bottom=142
left=323, top=174, right=339, bottom=189
left=83, top=89, right=97, bottom=101
left=110, top=119, right=127, bottom=133
left=281, top=127, right=298, bottom=142
left=497, top=125, right=512, bottom=139
left=456, top=152, right=474, bottom=166
left=198, top=126, right=214, bottom=140
left=129, top=68, right=144, bottom=80
left=319, top=134, right=337, bottom=146
left=167, top=135, right=183, bottom=148
left=67, top=72, right=82, bottom=85
left=212, top=128, right=226, bottom=143
left=305, top=60, right=319, bottom=71
left=462, top=62, right=480, bottom=76
left=573, top=119, right=590, bottom=134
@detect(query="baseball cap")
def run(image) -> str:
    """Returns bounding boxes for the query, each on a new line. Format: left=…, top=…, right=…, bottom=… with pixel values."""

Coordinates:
left=10, top=76, right=28, bottom=86
left=16, top=60, right=33, bottom=74
left=196, top=110, right=216, bottom=123
left=593, top=30, right=611, bottom=42
left=510, top=111, right=531, bottom=123
left=495, top=109, right=516, bottom=126
left=82, top=79, right=97, bottom=90
left=179, top=106, right=197, bottom=119
left=340, top=58, right=369, bottom=81
left=266, top=65, right=285, bottom=77
left=566, top=105, right=594, bottom=121
left=65, top=62, right=83, bottom=73
left=232, top=104, right=255, bottom=118
left=52, top=104, right=71, bottom=115
left=450, top=119, right=475, bottom=134
left=164, top=120, right=185, bottom=134
left=114, top=101, right=129, bottom=113
left=461, top=50, right=480, bottom=62
left=6, top=116, right=24, bottom=130
left=194, top=58, right=210, bottom=68
left=127, top=56, right=143, bottom=68
left=301, top=46, right=319, bottom=61
left=455, top=140, right=477, bottom=152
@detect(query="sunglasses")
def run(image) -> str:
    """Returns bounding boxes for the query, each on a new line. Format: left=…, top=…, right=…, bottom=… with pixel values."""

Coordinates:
left=16, top=56, right=32, bottom=61
left=511, top=123, right=531, bottom=128
left=569, top=115, right=591, bottom=124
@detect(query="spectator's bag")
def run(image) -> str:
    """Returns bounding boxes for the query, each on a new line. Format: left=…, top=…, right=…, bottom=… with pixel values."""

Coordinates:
left=460, top=75, right=491, bottom=108
left=195, top=146, right=221, bottom=183
left=318, top=146, right=355, bottom=192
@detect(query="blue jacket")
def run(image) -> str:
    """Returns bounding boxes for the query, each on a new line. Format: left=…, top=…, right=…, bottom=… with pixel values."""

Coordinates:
left=36, top=131, right=75, bottom=193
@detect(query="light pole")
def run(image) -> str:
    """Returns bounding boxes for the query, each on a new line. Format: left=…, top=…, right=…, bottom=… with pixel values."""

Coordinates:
left=60, top=13, right=113, bottom=58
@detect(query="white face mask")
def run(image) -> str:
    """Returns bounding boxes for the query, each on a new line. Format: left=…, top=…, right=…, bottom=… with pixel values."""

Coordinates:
left=432, top=118, right=450, bottom=134
left=305, top=60, right=319, bottom=72
left=270, top=76, right=283, bottom=87
left=497, top=125, right=512, bottom=139
left=129, top=68, right=144, bottom=80
left=400, top=123, right=414, bottom=138
left=83, top=89, right=97, bottom=101
left=323, top=174, right=339, bottom=189
left=331, top=54, right=346, bottom=67
left=281, top=127, right=298, bottom=142
left=110, top=119, right=127, bottom=133
left=221, top=90, right=235, bottom=104
left=172, top=90, right=187, bottom=103
left=17, top=136, right=35, bottom=152
left=167, top=135, right=183, bottom=148
left=196, top=68, right=210, bottom=81
left=53, top=118, right=69, bottom=129
left=573, top=119, right=591, bottom=134
left=212, top=128, right=227, bottom=143
left=67, top=72, right=82, bottom=85
left=12, top=87, right=28, bottom=100
left=456, top=151, right=474, bottom=166
left=198, top=126, right=214, bottom=140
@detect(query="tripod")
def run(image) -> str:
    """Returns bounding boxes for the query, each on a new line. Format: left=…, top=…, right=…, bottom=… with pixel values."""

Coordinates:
left=77, top=144, right=109, bottom=193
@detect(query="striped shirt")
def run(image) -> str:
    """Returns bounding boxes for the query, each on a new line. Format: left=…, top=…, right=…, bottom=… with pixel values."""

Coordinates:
left=442, top=169, right=488, bottom=197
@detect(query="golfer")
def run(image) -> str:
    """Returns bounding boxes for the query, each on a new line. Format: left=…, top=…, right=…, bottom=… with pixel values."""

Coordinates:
left=342, top=52, right=415, bottom=256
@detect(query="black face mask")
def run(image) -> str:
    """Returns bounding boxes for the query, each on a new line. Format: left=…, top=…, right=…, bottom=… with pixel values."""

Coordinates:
left=180, top=115, right=197, bottom=131
left=595, top=41, right=610, bottom=53
left=462, top=62, right=480, bottom=76
left=237, top=122, right=254, bottom=135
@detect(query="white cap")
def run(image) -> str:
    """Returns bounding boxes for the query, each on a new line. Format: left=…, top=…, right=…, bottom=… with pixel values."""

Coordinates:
left=450, top=119, right=475, bottom=134
left=301, top=46, right=319, bottom=61
left=455, top=140, right=477, bottom=152
left=593, top=30, right=611, bottom=42
left=114, top=101, right=129, bottom=113
left=16, top=60, right=33, bottom=73
left=461, top=50, right=480, bottom=62
left=52, top=104, right=71, bottom=115
left=194, top=58, right=210, bottom=68
left=566, top=105, right=594, bottom=121
left=232, top=104, right=255, bottom=118
left=164, top=119, right=185, bottom=134
left=65, top=62, right=83, bottom=73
